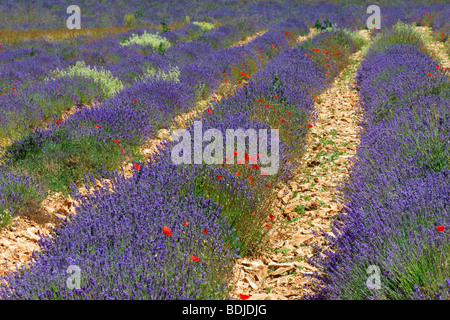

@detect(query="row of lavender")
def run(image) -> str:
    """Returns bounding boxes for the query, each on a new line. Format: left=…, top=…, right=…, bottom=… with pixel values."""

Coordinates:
left=0, top=27, right=359, bottom=299
left=1, top=0, right=445, bottom=32
left=308, top=24, right=450, bottom=299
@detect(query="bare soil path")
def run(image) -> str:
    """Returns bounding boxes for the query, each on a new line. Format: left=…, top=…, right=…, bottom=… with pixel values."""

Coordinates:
left=228, top=30, right=370, bottom=300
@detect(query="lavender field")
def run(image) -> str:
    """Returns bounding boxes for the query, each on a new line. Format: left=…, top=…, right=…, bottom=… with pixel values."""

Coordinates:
left=0, top=0, right=449, bottom=303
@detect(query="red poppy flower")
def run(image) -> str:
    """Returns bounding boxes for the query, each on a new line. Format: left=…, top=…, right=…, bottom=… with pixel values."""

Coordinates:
left=134, top=163, right=140, bottom=170
left=326, top=64, right=331, bottom=67
left=191, top=256, right=200, bottom=262
left=428, top=72, right=432, bottom=76
left=308, top=124, right=313, bottom=128
left=121, top=148, right=125, bottom=153
left=266, top=183, right=271, bottom=188
left=134, top=99, right=137, bottom=104
left=236, top=172, right=242, bottom=177
left=223, top=73, right=227, bottom=76
left=281, top=118, right=287, bottom=122
left=162, top=226, right=172, bottom=236
left=224, top=79, right=228, bottom=83
left=216, top=175, right=222, bottom=180
left=114, top=139, right=120, bottom=143
left=183, top=221, right=188, bottom=226
left=274, top=95, right=278, bottom=98
left=95, top=125, right=100, bottom=129
left=288, top=112, right=292, bottom=115
left=233, top=151, right=238, bottom=156
left=269, top=214, right=274, bottom=220
left=239, top=294, right=250, bottom=300
left=207, top=108, right=212, bottom=114
left=266, top=223, right=270, bottom=227
left=258, top=99, right=263, bottom=103
left=437, top=226, right=445, bottom=232
left=252, top=164, right=259, bottom=169
left=265, top=104, right=270, bottom=108
left=227, top=243, right=230, bottom=247
left=204, top=228, right=208, bottom=235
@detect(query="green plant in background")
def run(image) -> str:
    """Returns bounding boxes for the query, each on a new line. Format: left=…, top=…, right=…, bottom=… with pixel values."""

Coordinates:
left=185, top=15, right=190, bottom=24
left=145, top=66, right=180, bottom=82
left=315, top=17, right=332, bottom=31
left=30, top=46, right=35, bottom=56
left=193, top=21, right=215, bottom=32
left=51, top=61, right=124, bottom=98
left=158, top=41, right=165, bottom=55
left=161, top=18, right=170, bottom=32
left=124, top=13, right=135, bottom=27
left=120, top=31, right=171, bottom=50
left=134, top=8, right=144, bottom=18
left=315, top=19, right=323, bottom=30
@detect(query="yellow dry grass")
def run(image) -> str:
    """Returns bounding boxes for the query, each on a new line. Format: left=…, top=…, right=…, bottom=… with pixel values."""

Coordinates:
left=0, top=24, right=166, bottom=44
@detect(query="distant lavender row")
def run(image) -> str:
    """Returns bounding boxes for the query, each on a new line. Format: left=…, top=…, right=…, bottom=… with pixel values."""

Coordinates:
left=0, top=0, right=446, bottom=31
left=308, top=31, right=450, bottom=299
